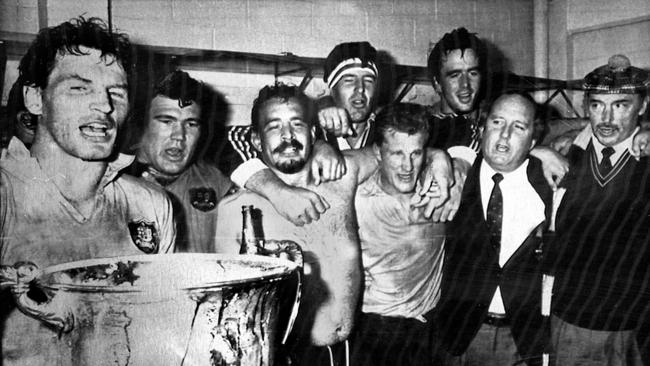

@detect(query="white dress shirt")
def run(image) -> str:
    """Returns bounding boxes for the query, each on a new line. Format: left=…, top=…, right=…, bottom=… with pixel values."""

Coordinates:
left=479, top=159, right=545, bottom=314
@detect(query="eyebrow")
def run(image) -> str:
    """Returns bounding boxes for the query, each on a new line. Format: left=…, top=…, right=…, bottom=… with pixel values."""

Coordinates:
left=58, top=73, right=128, bottom=90
left=59, top=74, right=92, bottom=84
left=153, top=113, right=177, bottom=119
left=445, top=66, right=480, bottom=76
left=589, top=97, right=633, bottom=104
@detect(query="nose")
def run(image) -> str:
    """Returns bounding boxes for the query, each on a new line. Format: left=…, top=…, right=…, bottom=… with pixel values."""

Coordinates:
left=280, top=124, right=294, bottom=140
left=91, top=88, right=114, bottom=114
left=459, top=73, right=470, bottom=89
left=500, top=124, right=512, bottom=139
left=354, top=78, right=365, bottom=93
left=602, top=105, right=614, bottom=123
left=401, top=156, right=414, bottom=172
left=170, top=122, right=186, bottom=141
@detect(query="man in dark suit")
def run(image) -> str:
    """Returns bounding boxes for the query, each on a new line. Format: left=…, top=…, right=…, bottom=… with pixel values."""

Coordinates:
left=437, top=92, right=552, bottom=365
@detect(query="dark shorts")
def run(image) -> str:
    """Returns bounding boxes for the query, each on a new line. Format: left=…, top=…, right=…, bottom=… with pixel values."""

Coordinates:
left=349, top=311, right=443, bottom=366
left=283, top=339, right=350, bottom=366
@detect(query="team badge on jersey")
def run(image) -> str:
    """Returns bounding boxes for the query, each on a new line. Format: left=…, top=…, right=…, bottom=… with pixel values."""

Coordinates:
left=128, top=221, right=159, bottom=254
left=189, top=187, right=217, bottom=212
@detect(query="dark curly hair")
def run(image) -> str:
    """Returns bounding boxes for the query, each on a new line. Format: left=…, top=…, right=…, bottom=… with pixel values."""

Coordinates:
left=427, top=27, right=487, bottom=82
left=18, top=16, right=132, bottom=89
left=250, top=83, right=315, bottom=133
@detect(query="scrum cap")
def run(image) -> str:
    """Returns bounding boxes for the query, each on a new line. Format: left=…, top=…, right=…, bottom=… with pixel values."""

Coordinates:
left=323, top=41, right=378, bottom=89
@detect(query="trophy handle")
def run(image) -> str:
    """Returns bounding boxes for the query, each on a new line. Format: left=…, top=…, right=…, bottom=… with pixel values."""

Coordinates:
left=0, top=262, right=74, bottom=332
left=259, top=240, right=303, bottom=344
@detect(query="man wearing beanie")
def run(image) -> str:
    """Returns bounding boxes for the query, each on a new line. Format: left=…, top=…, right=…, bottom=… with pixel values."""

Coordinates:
left=545, top=54, right=650, bottom=365
left=320, top=41, right=380, bottom=150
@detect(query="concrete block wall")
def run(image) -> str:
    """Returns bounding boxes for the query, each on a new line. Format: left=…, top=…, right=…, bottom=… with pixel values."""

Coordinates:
left=1, top=0, right=534, bottom=123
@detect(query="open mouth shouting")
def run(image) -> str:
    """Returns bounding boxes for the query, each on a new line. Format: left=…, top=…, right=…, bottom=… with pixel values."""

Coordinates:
left=163, top=146, right=186, bottom=162
left=456, top=90, right=474, bottom=105
left=494, top=140, right=510, bottom=153
left=595, top=124, right=619, bottom=137
left=396, top=172, right=414, bottom=183
left=79, top=121, right=114, bottom=141
left=350, top=96, right=368, bottom=110
left=274, top=140, right=304, bottom=157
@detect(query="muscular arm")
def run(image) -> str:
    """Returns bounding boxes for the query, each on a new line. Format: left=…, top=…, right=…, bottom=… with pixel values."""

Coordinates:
left=244, top=169, right=330, bottom=226
left=307, top=173, right=361, bottom=346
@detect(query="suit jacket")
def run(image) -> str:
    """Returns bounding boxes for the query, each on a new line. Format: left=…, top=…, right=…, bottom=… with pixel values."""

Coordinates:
left=436, top=155, right=553, bottom=363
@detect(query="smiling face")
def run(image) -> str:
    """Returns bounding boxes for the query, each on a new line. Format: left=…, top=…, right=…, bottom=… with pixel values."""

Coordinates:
left=29, top=47, right=128, bottom=160
left=586, top=92, right=648, bottom=147
left=375, top=129, right=427, bottom=195
left=330, top=68, right=377, bottom=124
left=138, top=95, right=202, bottom=176
left=253, top=97, right=314, bottom=174
left=434, top=48, right=481, bottom=115
left=481, top=94, right=536, bottom=173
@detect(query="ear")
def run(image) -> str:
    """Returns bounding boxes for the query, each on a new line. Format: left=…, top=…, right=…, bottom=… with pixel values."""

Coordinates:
left=372, top=143, right=381, bottom=161
left=432, top=77, right=442, bottom=94
left=23, top=86, right=43, bottom=115
left=530, top=138, right=537, bottom=151
left=638, top=95, right=649, bottom=116
left=311, top=125, right=316, bottom=142
left=251, top=130, right=262, bottom=152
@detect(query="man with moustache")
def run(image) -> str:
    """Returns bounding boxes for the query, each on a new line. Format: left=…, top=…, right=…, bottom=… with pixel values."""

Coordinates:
left=0, top=17, right=175, bottom=365
left=545, top=54, right=650, bottom=365
left=349, top=103, right=446, bottom=366
left=129, top=70, right=233, bottom=253
left=437, top=92, right=552, bottom=366
left=215, top=83, right=378, bottom=366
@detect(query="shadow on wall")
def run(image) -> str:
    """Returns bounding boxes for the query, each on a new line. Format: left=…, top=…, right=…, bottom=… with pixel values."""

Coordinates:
left=375, top=50, right=400, bottom=106
left=482, top=39, right=512, bottom=103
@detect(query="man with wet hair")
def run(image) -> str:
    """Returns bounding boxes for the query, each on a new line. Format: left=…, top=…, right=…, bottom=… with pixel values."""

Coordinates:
left=350, top=103, right=446, bottom=365
left=0, top=17, right=175, bottom=365
left=216, top=83, right=380, bottom=366
left=129, top=70, right=233, bottom=253
left=437, top=92, right=553, bottom=366
left=426, top=27, right=487, bottom=152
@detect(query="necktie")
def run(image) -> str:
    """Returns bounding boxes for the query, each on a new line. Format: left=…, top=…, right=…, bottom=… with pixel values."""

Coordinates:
left=599, top=147, right=615, bottom=175
left=487, top=173, right=504, bottom=251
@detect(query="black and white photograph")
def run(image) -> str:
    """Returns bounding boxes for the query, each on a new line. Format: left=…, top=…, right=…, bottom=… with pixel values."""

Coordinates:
left=0, top=0, right=649, bottom=365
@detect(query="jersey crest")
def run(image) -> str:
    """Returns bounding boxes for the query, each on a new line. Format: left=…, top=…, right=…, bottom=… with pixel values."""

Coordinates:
left=128, top=220, right=159, bottom=254
left=189, top=187, right=217, bottom=212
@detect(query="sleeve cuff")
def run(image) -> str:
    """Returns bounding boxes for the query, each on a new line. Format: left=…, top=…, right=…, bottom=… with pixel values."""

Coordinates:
left=230, top=158, right=268, bottom=188
left=447, top=146, right=477, bottom=165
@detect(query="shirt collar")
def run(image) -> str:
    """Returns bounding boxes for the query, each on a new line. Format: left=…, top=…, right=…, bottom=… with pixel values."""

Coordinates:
left=590, top=126, right=639, bottom=163
left=480, top=157, right=530, bottom=186
left=3, top=137, right=134, bottom=187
